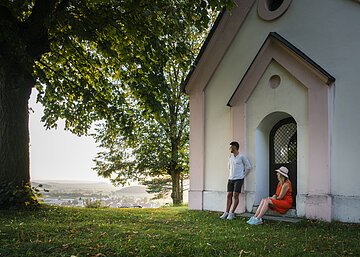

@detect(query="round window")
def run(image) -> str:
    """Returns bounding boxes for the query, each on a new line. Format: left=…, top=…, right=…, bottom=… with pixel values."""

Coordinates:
left=269, top=75, right=281, bottom=89
left=267, top=0, right=284, bottom=11
left=258, top=0, right=292, bottom=21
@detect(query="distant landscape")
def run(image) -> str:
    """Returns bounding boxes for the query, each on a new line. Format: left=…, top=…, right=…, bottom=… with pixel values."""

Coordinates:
left=31, top=180, right=179, bottom=208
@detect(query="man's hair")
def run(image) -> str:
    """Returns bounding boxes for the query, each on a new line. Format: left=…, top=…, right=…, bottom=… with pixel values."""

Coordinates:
left=230, top=141, right=239, bottom=150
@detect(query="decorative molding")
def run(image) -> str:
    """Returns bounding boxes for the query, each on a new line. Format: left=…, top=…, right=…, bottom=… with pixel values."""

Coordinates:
left=228, top=32, right=335, bottom=107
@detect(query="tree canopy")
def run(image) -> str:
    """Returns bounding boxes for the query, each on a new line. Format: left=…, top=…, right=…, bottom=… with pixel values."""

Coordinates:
left=36, top=0, right=230, bottom=135
left=93, top=54, right=192, bottom=203
left=89, top=2, right=219, bottom=204
left=0, top=0, right=232, bottom=207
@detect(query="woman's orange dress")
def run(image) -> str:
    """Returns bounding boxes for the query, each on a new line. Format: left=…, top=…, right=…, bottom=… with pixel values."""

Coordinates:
left=270, top=180, right=293, bottom=214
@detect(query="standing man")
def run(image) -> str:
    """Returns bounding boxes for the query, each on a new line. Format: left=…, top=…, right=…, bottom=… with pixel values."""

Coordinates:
left=220, top=141, right=252, bottom=220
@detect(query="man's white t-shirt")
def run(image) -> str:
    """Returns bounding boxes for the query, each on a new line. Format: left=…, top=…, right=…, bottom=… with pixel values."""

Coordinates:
left=228, top=154, right=252, bottom=180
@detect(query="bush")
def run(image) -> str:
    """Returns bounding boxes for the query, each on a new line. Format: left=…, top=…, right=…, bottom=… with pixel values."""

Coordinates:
left=84, top=199, right=105, bottom=208
left=0, top=181, right=46, bottom=209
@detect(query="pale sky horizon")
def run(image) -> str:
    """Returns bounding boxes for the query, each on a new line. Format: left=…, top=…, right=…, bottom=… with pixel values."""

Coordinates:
left=29, top=90, right=112, bottom=184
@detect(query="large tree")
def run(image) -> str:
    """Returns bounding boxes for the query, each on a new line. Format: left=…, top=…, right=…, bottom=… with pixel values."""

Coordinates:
left=92, top=4, right=216, bottom=205
left=93, top=58, right=191, bottom=204
left=0, top=0, right=231, bottom=206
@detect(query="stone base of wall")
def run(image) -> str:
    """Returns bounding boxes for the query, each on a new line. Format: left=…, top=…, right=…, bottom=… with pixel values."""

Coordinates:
left=190, top=190, right=360, bottom=223
left=333, top=195, right=360, bottom=223
left=304, top=194, right=332, bottom=221
left=188, top=190, right=203, bottom=210
left=202, top=191, right=246, bottom=213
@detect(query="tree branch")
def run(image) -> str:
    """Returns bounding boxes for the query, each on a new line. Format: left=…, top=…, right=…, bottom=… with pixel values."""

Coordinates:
left=0, top=4, right=20, bottom=26
left=20, top=0, right=58, bottom=59
left=37, top=59, right=78, bottom=88
left=55, top=0, right=70, bottom=15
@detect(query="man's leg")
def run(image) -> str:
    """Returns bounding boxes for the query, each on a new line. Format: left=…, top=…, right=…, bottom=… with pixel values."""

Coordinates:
left=227, top=179, right=243, bottom=220
left=230, top=179, right=244, bottom=213
left=220, top=192, right=233, bottom=219
left=230, top=192, right=240, bottom=213
left=226, top=192, right=233, bottom=212
left=220, top=180, right=234, bottom=219
left=226, top=192, right=238, bottom=220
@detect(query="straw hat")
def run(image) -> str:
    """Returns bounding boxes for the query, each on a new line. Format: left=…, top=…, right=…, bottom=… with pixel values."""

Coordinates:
left=275, top=166, right=289, bottom=178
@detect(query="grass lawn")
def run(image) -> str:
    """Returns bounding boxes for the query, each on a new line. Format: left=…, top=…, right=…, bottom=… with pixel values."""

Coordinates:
left=0, top=205, right=359, bottom=256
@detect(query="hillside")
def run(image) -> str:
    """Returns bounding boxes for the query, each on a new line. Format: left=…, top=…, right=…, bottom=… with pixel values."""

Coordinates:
left=32, top=180, right=118, bottom=194
left=115, top=185, right=148, bottom=194
left=30, top=180, right=174, bottom=208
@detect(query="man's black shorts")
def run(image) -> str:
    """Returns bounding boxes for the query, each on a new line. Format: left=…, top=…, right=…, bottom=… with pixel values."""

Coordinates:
left=227, top=179, right=244, bottom=193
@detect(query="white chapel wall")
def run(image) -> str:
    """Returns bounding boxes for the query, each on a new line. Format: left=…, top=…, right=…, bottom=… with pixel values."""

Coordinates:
left=202, top=68, right=233, bottom=211
left=201, top=0, right=360, bottom=221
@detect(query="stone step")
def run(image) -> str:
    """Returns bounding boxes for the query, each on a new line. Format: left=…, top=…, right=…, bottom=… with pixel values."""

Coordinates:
left=237, top=206, right=303, bottom=223
left=237, top=212, right=302, bottom=223
left=251, top=206, right=297, bottom=218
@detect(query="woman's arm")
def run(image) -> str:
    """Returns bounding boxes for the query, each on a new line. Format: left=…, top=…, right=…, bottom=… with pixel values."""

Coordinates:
left=277, top=183, right=289, bottom=200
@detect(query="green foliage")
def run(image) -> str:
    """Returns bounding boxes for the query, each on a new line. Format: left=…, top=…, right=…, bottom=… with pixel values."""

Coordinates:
left=0, top=206, right=359, bottom=256
left=83, top=199, right=106, bottom=208
left=90, top=1, right=221, bottom=204
left=142, top=176, right=173, bottom=199
left=1, top=0, right=233, bottom=207
left=92, top=73, right=190, bottom=203
left=29, top=0, right=232, bottom=136
left=1, top=0, right=234, bottom=136
left=0, top=182, right=46, bottom=209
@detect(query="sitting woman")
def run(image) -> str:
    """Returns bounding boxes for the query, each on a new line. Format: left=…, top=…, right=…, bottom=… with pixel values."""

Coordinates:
left=248, top=166, right=293, bottom=225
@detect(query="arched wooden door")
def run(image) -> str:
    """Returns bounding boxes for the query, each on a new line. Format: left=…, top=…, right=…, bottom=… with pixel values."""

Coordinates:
left=269, top=117, right=297, bottom=207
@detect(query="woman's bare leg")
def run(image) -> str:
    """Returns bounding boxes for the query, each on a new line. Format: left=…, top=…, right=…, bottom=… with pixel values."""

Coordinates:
left=256, top=198, right=272, bottom=218
left=255, top=198, right=266, bottom=217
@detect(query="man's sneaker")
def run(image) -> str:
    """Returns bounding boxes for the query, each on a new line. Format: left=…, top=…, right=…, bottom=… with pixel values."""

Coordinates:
left=250, top=217, right=263, bottom=225
left=246, top=216, right=256, bottom=224
left=227, top=213, right=235, bottom=220
left=220, top=212, right=228, bottom=219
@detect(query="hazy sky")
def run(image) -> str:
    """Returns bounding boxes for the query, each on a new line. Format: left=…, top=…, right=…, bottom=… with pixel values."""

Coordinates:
left=29, top=90, right=110, bottom=183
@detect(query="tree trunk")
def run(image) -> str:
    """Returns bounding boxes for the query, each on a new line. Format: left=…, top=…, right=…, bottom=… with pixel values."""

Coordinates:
left=0, top=64, right=32, bottom=186
left=170, top=171, right=182, bottom=205
left=180, top=174, right=183, bottom=203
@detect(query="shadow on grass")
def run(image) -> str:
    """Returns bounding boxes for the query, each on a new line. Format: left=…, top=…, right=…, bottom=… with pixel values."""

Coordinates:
left=0, top=205, right=359, bottom=256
